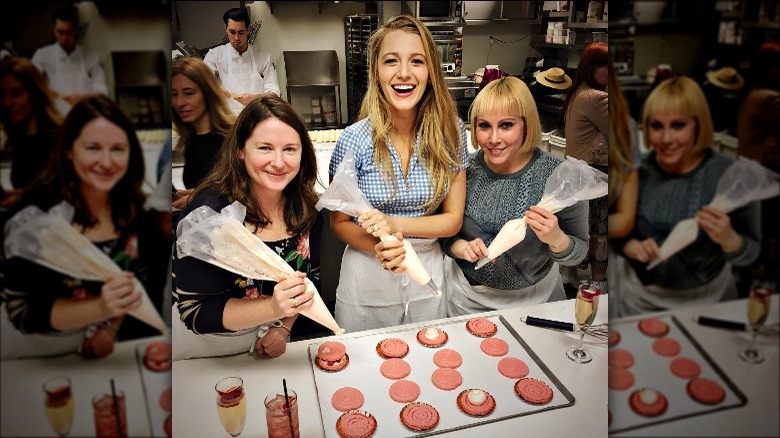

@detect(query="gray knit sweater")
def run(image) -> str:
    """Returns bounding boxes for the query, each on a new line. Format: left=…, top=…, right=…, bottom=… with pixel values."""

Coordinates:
left=627, top=149, right=761, bottom=288
left=442, top=148, right=589, bottom=290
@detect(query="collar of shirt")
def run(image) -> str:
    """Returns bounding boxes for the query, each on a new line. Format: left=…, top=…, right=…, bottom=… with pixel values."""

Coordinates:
left=54, top=43, right=80, bottom=62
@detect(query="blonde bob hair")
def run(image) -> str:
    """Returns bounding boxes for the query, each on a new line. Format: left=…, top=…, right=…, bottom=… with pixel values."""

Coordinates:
left=469, top=76, right=541, bottom=154
left=359, top=15, right=463, bottom=214
left=642, top=76, right=714, bottom=154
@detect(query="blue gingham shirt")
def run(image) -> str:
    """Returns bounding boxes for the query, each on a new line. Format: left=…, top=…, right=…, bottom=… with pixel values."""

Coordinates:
left=329, top=117, right=469, bottom=217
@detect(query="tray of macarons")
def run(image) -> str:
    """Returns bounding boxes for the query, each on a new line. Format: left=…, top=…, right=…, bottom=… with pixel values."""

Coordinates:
left=308, top=315, right=574, bottom=438
left=607, top=314, right=746, bottom=433
left=135, top=339, right=173, bottom=437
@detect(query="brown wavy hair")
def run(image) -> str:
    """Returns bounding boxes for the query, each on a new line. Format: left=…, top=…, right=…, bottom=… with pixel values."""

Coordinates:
left=0, top=56, right=63, bottom=138
left=189, top=95, right=319, bottom=233
left=359, top=15, right=464, bottom=214
left=15, top=95, right=147, bottom=234
left=171, top=56, right=235, bottom=151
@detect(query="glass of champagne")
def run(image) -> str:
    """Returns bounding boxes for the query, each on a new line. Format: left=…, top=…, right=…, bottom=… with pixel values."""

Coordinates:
left=566, top=280, right=601, bottom=364
left=43, top=376, right=74, bottom=437
left=737, top=280, right=773, bottom=364
left=216, top=377, right=247, bottom=437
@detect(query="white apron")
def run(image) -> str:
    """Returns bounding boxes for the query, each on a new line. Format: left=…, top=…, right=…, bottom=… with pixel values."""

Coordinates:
left=51, top=48, right=92, bottom=96
left=444, top=257, right=565, bottom=317
left=610, top=254, right=736, bottom=318
left=0, top=302, right=84, bottom=360
left=171, top=304, right=277, bottom=361
left=334, top=238, right=446, bottom=332
left=222, top=49, right=267, bottom=115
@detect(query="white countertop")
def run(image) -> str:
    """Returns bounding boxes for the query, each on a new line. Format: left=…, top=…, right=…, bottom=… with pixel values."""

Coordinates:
left=1, top=334, right=170, bottom=437
left=172, top=297, right=609, bottom=438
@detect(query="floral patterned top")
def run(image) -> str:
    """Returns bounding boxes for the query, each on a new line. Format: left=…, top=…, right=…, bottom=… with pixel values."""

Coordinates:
left=2, top=211, right=167, bottom=341
left=173, top=189, right=322, bottom=334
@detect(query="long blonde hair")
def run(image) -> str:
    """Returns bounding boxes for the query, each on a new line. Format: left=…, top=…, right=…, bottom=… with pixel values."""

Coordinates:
left=359, top=15, right=463, bottom=214
left=608, top=55, right=634, bottom=205
left=171, top=56, right=235, bottom=151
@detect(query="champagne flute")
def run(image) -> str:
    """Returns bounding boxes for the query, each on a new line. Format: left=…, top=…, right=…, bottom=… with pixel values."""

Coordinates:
left=216, top=377, right=247, bottom=437
left=43, top=376, right=74, bottom=437
left=566, top=280, right=601, bottom=364
left=737, top=280, right=773, bottom=364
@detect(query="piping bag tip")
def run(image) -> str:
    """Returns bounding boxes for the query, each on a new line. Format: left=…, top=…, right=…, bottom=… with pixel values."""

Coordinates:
left=475, top=257, right=489, bottom=270
left=646, top=258, right=662, bottom=271
left=424, top=280, right=443, bottom=297
left=333, top=328, right=346, bottom=336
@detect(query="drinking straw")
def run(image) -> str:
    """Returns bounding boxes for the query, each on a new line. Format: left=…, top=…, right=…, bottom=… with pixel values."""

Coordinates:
left=283, top=379, right=295, bottom=438
left=110, top=378, right=124, bottom=438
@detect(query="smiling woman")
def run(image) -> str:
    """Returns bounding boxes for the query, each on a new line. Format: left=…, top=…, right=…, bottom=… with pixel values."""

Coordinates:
left=172, top=95, right=323, bottom=360
left=2, top=95, right=171, bottom=359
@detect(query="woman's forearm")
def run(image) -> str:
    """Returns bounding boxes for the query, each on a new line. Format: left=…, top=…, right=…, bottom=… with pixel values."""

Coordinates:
left=50, top=298, right=111, bottom=331
left=222, top=297, right=283, bottom=332
left=331, top=211, right=380, bottom=253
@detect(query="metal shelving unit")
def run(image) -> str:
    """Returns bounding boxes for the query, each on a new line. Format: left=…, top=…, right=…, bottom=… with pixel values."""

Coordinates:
left=344, top=14, right=378, bottom=125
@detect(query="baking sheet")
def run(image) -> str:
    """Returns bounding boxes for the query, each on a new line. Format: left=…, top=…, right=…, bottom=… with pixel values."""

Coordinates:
left=309, top=315, right=575, bottom=438
left=135, top=343, right=172, bottom=437
left=608, top=315, right=746, bottom=433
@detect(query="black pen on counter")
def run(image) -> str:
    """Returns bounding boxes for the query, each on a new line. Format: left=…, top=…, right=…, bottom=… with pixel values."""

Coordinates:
left=694, top=316, right=747, bottom=331
left=523, top=316, right=576, bottom=332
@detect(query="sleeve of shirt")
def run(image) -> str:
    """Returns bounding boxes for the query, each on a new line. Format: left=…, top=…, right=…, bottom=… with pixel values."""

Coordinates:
left=329, top=126, right=358, bottom=176
left=31, top=49, right=47, bottom=78
left=3, top=257, right=66, bottom=333
left=259, top=51, right=280, bottom=96
left=456, top=119, right=470, bottom=171
left=589, top=91, right=609, bottom=137
left=203, top=48, right=220, bottom=78
left=85, top=51, right=108, bottom=95
left=551, top=200, right=589, bottom=265
left=724, top=200, right=762, bottom=267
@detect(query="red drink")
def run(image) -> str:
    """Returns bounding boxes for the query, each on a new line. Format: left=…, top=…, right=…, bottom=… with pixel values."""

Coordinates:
left=265, top=391, right=300, bottom=438
left=92, top=391, right=127, bottom=438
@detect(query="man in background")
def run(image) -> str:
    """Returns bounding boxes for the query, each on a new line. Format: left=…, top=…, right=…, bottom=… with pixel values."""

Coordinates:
left=31, top=6, right=108, bottom=107
left=203, top=7, right=279, bottom=115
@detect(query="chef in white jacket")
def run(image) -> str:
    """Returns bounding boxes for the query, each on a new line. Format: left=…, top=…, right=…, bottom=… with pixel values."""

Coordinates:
left=203, top=7, right=280, bottom=115
left=31, top=6, right=108, bottom=109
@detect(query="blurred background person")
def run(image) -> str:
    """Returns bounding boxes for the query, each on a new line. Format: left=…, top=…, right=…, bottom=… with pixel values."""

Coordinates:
left=0, top=56, right=63, bottom=209
left=171, top=56, right=235, bottom=210
left=737, top=40, right=780, bottom=289
left=172, top=95, right=320, bottom=359
left=559, top=42, right=609, bottom=293
left=203, top=7, right=280, bottom=115
left=31, top=7, right=108, bottom=107
left=613, top=76, right=761, bottom=316
left=2, top=95, right=170, bottom=359
left=441, top=76, right=588, bottom=316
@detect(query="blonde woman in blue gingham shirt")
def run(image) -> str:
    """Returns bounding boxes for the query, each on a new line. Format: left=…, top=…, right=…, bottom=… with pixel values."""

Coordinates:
left=328, top=16, right=468, bottom=332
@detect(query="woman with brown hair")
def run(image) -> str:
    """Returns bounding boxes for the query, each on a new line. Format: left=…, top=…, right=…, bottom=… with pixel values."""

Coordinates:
left=172, top=95, right=321, bottom=359
left=171, top=56, right=235, bottom=209
left=560, top=42, right=609, bottom=292
left=2, top=95, right=170, bottom=358
left=328, top=15, right=468, bottom=332
left=0, top=56, right=63, bottom=208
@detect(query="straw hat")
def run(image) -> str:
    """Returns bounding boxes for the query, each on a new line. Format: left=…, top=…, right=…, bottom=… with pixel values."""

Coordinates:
left=535, top=67, right=572, bottom=90
left=706, top=67, right=744, bottom=90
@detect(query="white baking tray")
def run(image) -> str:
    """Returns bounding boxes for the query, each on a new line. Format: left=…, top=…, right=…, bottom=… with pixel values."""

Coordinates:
left=135, top=343, right=172, bottom=437
left=308, top=315, right=574, bottom=437
left=608, top=314, right=746, bottom=433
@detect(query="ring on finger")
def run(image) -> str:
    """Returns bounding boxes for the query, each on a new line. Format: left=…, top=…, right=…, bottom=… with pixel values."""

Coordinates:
left=371, top=224, right=379, bottom=233
left=382, top=261, right=388, bottom=270
left=362, top=213, right=371, bottom=221
left=291, top=297, right=300, bottom=308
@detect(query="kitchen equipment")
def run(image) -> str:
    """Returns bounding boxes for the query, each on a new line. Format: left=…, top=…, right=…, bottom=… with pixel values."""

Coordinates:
left=344, top=15, right=379, bottom=123
left=445, top=76, right=478, bottom=121
left=425, top=22, right=463, bottom=77
left=416, top=0, right=463, bottom=21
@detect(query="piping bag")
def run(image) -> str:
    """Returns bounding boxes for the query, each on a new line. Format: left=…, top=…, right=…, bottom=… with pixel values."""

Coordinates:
left=476, top=157, right=608, bottom=269
left=4, top=202, right=167, bottom=333
left=316, top=150, right=442, bottom=297
left=176, top=201, right=344, bottom=335
left=647, top=157, right=779, bottom=270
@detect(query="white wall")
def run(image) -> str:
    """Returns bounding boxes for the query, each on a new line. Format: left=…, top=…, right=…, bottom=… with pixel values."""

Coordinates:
left=462, top=21, right=544, bottom=76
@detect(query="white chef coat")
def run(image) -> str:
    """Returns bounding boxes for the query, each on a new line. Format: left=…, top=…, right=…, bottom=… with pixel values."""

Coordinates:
left=203, top=43, right=280, bottom=115
left=31, top=43, right=108, bottom=97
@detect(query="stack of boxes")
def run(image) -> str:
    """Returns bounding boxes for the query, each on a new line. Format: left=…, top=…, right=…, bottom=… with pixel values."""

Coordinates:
left=545, top=21, right=573, bottom=45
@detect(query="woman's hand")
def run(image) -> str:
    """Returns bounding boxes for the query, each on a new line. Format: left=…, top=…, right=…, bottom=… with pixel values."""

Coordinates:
left=697, top=206, right=743, bottom=253
left=81, top=325, right=116, bottom=359
left=254, top=326, right=289, bottom=358
left=358, top=208, right=399, bottom=238
left=172, top=189, right=194, bottom=209
left=100, top=273, right=141, bottom=318
left=525, top=206, right=568, bottom=251
left=374, top=232, right=407, bottom=273
left=451, top=238, right=489, bottom=263
left=623, top=238, right=660, bottom=263
left=270, top=272, right=314, bottom=318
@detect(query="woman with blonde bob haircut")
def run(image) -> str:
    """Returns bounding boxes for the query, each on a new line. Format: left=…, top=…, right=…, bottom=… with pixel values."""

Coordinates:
left=613, top=75, right=761, bottom=316
left=329, top=15, right=468, bottom=331
left=171, top=56, right=236, bottom=209
left=441, top=77, right=589, bottom=315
